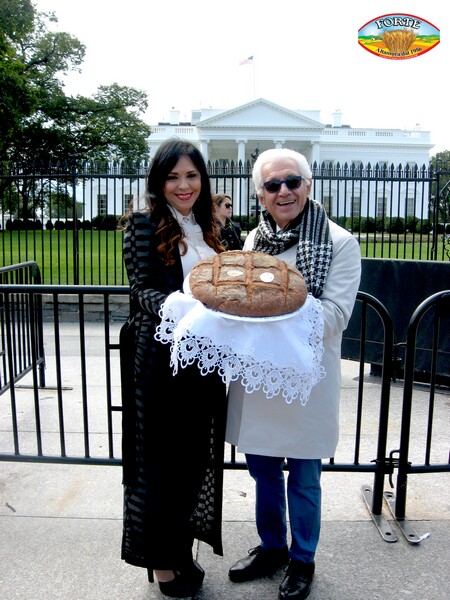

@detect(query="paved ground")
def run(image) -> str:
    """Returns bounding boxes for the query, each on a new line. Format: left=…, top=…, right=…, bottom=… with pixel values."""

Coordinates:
left=0, top=322, right=449, bottom=599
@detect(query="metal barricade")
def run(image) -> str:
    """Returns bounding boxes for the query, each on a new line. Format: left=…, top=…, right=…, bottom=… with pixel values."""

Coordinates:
left=0, top=283, right=448, bottom=544
left=0, top=262, right=45, bottom=394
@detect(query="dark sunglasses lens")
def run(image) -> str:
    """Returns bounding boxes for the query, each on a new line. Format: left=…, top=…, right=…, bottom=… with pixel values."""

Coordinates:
left=264, top=180, right=282, bottom=193
left=264, top=176, right=302, bottom=193
left=285, top=176, right=302, bottom=190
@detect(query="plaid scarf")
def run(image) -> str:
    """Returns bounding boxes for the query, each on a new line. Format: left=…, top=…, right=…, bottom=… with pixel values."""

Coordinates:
left=252, top=199, right=333, bottom=298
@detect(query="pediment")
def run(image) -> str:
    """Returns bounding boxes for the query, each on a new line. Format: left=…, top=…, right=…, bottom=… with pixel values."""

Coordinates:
left=197, top=98, right=323, bottom=130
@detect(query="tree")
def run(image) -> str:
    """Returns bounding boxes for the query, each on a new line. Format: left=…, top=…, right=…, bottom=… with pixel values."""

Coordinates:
left=430, top=151, right=450, bottom=230
left=27, top=83, right=152, bottom=162
left=0, top=0, right=39, bottom=156
left=0, top=0, right=151, bottom=220
left=0, top=0, right=151, bottom=165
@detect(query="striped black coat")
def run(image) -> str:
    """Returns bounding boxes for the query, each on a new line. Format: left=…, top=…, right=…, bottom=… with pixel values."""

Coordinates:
left=120, top=210, right=227, bottom=572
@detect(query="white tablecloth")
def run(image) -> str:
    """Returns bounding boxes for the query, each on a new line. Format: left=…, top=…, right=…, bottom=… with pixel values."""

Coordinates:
left=155, top=288, right=325, bottom=405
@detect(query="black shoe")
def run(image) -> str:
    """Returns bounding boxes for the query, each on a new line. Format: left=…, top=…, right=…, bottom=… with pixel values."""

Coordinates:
left=278, top=559, right=315, bottom=600
left=189, top=559, right=205, bottom=588
left=228, top=545, right=289, bottom=583
left=157, top=571, right=193, bottom=598
left=156, top=561, right=204, bottom=598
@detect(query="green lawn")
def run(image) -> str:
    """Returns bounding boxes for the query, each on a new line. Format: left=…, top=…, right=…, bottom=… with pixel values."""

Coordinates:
left=0, top=230, right=443, bottom=285
left=0, top=230, right=127, bottom=285
left=358, top=239, right=435, bottom=260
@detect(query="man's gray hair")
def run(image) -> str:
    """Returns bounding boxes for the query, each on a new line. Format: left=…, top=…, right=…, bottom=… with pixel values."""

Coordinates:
left=252, top=148, right=312, bottom=195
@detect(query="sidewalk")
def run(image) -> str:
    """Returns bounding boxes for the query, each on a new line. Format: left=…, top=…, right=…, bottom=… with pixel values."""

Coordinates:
left=0, top=323, right=449, bottom=599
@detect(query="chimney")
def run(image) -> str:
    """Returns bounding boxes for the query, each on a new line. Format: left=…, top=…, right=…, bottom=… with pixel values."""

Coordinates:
left=332, top=109, right=342, bottom=127
left=169, top=108, right=180, bottom=125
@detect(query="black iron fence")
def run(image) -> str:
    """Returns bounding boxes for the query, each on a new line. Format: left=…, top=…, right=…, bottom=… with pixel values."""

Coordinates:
left=1, top=159, right=449, bottom=284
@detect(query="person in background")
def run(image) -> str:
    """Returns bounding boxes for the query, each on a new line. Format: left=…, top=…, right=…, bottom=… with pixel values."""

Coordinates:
left=226, top=148, right=361, bottom=600
left=213, top=193, right=243, bottom=250
left=121, top=138, right=227, bottom=598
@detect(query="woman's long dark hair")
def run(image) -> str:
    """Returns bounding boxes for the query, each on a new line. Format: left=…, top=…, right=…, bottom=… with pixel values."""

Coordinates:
left=141, top=138, right=223, bottom=264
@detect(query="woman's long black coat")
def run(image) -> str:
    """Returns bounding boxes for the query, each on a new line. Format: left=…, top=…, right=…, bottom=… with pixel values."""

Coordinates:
left=120, top=210, right=227, bottom=572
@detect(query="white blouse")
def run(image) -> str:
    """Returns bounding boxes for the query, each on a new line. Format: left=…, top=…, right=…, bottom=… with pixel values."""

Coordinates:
left=169, top=206, right=216, bottom=276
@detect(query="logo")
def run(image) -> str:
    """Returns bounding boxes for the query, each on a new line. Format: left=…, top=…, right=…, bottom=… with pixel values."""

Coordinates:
left=358, top=13, right=440, bottom=60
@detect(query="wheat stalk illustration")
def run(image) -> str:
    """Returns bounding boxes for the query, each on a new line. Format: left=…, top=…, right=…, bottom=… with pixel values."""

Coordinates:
left=382, top=29, right=417, bottom=53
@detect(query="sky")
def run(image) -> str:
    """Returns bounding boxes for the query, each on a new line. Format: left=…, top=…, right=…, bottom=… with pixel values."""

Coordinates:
left=32, top=0, right=448, bottom=155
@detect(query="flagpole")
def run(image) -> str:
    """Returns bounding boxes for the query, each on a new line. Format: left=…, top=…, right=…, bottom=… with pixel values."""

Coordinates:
left=238, top=56, right=255, bottom=101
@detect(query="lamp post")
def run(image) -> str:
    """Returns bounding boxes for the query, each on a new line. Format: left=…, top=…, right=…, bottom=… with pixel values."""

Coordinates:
left=251, top=145, right=259, bottom=164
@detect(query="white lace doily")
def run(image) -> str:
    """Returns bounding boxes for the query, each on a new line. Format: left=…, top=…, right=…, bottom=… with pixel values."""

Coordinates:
left=155, top=289, right=325, bottom=404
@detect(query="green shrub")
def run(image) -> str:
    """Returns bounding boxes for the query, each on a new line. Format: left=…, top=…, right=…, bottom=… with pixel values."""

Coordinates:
left=384, top=217, right=405, bottom=233
left=360, top=217, right=376, bottom=233
left=406, top=217, right=419, bottom=233
left=346, top=217, right=360, bottom=232
left=91, top=214, right=119, bottom=230
left=333, top=216, right=347, bottom=228
left=375, top=217, right=385, bottom=232
left=417, top=219, right=432, bottom=234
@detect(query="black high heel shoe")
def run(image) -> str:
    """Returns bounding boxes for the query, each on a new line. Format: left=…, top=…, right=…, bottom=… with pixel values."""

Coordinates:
left=151, top=560, right=205, bottom=598
left=157, top=570, right=192, bottom=598
left=189, top=559, right=205, bottom=588
left=156, top=561, right=205, bottom=598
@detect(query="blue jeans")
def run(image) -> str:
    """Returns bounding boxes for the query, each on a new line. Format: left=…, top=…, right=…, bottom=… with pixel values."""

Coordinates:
left=245, top=454, right=322, bottom=564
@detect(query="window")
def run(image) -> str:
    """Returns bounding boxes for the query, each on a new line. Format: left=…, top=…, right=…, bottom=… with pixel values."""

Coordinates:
left=351, top=196, right=361, bottom=218
left=98, top=194, right=107, bottom=215
left=322, top=195, right=332, bottom=215
left=376, top=196, right=387, bottom=218
left=406, top=196, right=415, bottom=217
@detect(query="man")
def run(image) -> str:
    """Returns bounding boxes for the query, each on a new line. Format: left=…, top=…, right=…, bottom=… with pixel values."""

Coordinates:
left=226, top=148, right=361, bottom=600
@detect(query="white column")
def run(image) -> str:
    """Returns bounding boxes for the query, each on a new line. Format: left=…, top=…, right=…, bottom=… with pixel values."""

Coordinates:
left=311, top=141, right=320, bottom=168
left=200, top=139, right=209, bottom=162
left=236, top=139, right=248, bottom=216
left=237, top=139, right=247, bottom=170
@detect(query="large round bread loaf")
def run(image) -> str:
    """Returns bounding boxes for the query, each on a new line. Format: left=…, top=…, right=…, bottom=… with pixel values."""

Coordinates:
left=189, top=250, right=308, bottom=317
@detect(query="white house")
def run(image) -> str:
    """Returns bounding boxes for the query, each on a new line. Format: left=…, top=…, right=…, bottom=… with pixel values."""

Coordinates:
left=81, top=98, right=433, bottom=222
left=148, top=98, right=433, bottom=170
left=145, top=98, right=433, bottom=221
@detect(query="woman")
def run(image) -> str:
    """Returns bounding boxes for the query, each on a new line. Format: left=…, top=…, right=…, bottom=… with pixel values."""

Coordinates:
left=121, top=138, right=227, bottom=598
left=213, top=193, right=243, bottom=250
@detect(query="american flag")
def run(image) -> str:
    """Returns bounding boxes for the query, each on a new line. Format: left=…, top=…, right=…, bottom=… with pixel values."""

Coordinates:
left=239, top=55, right=254, bottom=65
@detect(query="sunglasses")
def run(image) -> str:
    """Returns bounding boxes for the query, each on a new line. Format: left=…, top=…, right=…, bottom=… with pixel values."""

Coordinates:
left=263, top=175, right=303, bottom=194
left=224, top=203, right=232, bottom=209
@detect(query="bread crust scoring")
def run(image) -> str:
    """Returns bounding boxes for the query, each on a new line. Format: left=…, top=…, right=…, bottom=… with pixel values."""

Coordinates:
left=189, top=250, right=308, bottom=317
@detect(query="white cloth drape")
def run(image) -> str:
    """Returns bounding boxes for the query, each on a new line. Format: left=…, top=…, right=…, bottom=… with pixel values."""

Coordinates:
left=155, top=281, right=325, bottom=405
